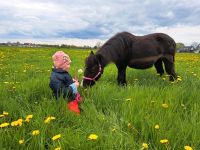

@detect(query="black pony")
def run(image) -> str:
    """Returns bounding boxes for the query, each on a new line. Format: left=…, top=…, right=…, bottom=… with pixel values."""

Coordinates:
left=83, top=32, right=177, bottom=87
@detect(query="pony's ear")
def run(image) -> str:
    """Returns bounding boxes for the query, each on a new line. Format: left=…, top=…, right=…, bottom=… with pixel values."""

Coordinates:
left=90, top=51, right=94, bottom=55
left=96, top=54, right=102, bottom=64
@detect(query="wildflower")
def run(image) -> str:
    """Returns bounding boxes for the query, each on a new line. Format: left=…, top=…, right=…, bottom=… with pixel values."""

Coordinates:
left=112, top=128, right=116, bottom=132
left=3, top=111, right=9, bottom=116
left=125, top=98, right=131, bottom=102
left=52, top=134, right=61, bottom=141
left=11, top=119, right=23, bottom=127
left=142, top=143, right=149, bottom=149
left=127, top=123, right=132, bottom=128
left=32, top=130, right=40, bottom=136
left=160, top=139, right=168, bottom=144
left=177, top=78, right=182, bottom=81
left=0, top=122, right=9, bottom=128
left=44, top=116, right=56, bottom=124
left=184, top=145, right=193, bottom=150
left=19, top=139, right=24, bottom=144
left=88, top=134, right=98, bottom=140
left=78, top=69, right=83, bottom=74
left=193, top=73, right=197, bottom=76
left=154, top=124, right=160, bottom=129
left=0, top=114, right=5, bottom=118
left=162, top=103, right=169, bottom=108
left=54, top=147, right=61, bottom=150
left=25, top=115, right=33, bottom=122
left=181, top=104, right=186, bottom=109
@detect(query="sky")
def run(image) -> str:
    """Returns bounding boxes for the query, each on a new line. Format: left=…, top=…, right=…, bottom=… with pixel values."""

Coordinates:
left=0, top=0, right=200, bottom=46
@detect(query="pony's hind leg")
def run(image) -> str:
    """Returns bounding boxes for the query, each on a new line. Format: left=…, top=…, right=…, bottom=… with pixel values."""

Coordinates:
left=154, top=58, right=164, bottom=76
left=163, top=56, right=177, bottom=81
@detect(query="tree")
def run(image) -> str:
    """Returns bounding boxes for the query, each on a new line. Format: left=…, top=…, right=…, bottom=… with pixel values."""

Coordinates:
left=176, top=42, right=185, bottom=50
left=191, top=42, right=199, bottom=49
left=94, top=41, right=102, bottom=49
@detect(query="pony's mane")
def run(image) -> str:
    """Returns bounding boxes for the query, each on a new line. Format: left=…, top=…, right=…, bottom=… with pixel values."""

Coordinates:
left=95, top=32, right=133, bottom=62
left=99, top=32, right=132, bottom=51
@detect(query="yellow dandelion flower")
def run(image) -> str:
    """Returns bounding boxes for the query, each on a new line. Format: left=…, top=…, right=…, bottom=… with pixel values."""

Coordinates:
left=52, top=134, right=61, bottom=141
left=112, top=128, right=116, bottom=132
left=3, top=111, right=9, bottom=116
left=127, top=123, right=132, bottom=128
left=11, top=119, right=23, bottom=127
left=177, top=78, right=182, bottom=81
left=25, top=115, right=33, bottom=122
left=19, top=139, right=24, bottom=144
left=88, top=134, right=98, bottom=140
left=160, top=139, right=168, bottom=144
left=162, top=103, right=169, bottom=108
left=27, top=115, right=33, bottom=119
left=54, top=147, right=61, bottom=150
left=50, top=116, right=55, bottom=120
left=0, top=122, right=9, bottom=128
left=0, top=114, right=5, bottom=118
left=32, top=130, right=40, bottom=136
left=154, top=124, right=160, bottom=129
left=142, top=143, right=149, bottom=149
left=44, top=116, right=56, bottom=124
left=184, top=145, right=193, bottom=150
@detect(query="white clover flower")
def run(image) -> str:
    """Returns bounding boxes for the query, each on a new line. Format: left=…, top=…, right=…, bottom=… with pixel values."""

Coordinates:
left=78, top=69, right=83, bottom=74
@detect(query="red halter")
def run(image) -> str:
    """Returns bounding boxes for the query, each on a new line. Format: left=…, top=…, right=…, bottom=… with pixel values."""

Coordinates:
left=83, top=64, right=102, bottom=81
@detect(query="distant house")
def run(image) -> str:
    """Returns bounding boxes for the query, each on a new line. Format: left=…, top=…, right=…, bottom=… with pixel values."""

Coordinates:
left=194, top=44, right=200, bottom=53
left=177, top=46, right=195, bottom=53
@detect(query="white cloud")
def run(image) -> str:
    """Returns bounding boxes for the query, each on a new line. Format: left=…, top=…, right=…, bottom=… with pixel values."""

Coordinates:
left=154, top=24, right=200, bottom=45
left=0, top=0, right=200, bottom=46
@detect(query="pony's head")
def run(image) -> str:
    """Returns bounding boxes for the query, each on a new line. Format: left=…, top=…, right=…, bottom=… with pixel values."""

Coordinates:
left=83, top=51, right=103, bottom=87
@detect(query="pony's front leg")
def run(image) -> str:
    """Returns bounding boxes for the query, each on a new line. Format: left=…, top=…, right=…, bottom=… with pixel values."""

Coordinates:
left=116, top=64, right=127, bottom=86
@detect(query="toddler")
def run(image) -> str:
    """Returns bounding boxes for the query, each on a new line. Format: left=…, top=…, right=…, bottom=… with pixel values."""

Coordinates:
left=49, top=51, right=82, bottom=114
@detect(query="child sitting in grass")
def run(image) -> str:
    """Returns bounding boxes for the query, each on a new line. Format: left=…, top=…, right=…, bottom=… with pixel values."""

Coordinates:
left=49, top=51, right=82, bottom=114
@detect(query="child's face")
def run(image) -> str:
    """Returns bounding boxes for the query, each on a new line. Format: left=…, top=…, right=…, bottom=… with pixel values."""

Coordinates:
left=62, top=61, right=71, bottom=71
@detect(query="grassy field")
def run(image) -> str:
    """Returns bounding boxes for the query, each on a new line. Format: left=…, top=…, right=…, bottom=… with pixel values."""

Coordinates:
left=0, top=46, right=200, bottom=150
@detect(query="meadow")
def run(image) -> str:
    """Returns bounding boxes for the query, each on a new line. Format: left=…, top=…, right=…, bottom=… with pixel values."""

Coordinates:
left=0, top=46, right=200, bottom=150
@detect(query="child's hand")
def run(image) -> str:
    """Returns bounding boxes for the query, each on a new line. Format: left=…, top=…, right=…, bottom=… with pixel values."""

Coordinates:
left=73, top=76, right=78, bottom=82
left=73, top=78, right=79, bottom=87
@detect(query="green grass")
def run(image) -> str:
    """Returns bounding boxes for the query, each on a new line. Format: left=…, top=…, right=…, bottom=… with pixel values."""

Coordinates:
left=0, top=46, right=200, bottom=150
